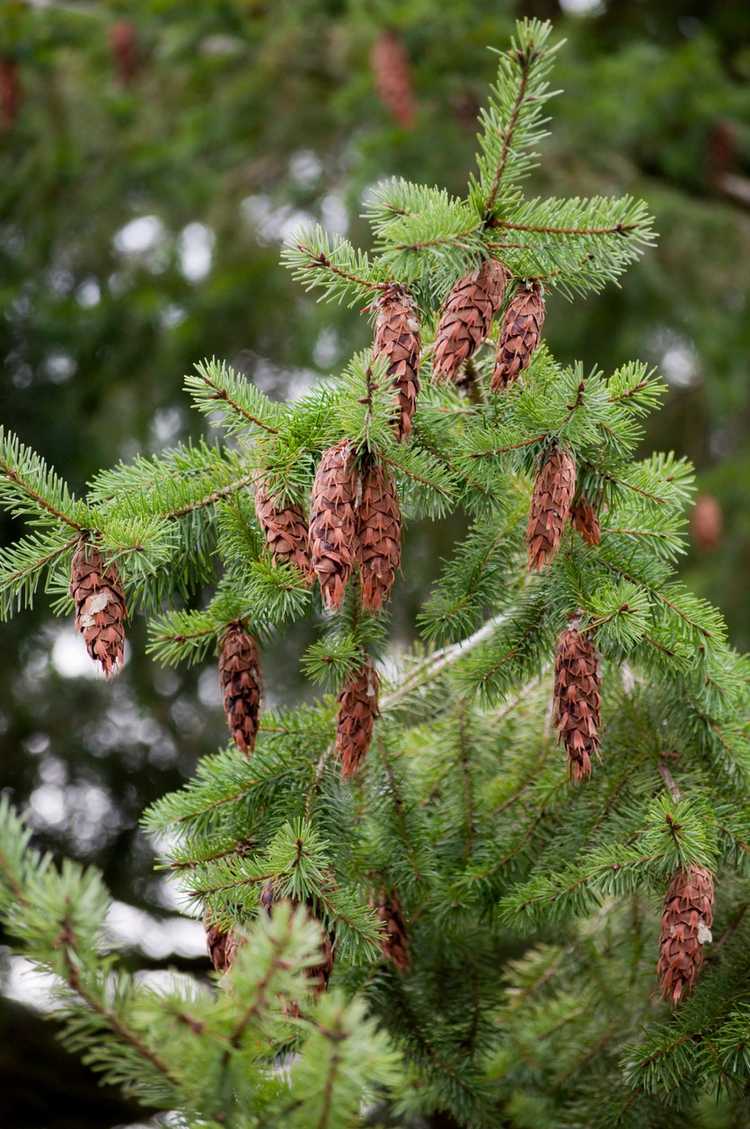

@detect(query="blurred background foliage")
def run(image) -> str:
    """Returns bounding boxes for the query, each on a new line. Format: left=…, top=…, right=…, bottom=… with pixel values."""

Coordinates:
left=0, top=0, right=748, bottom=1124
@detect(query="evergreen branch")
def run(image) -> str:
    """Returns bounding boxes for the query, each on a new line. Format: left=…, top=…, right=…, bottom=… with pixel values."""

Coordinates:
left=186, top=358, right=283, bottom=436
left=381, top=609, right=512, bottom=713
left=483, top=60, right=531, bottom=216
left=225, top=906, right=296, bottom=1049
left=57, top=921, right=180, bottom=1086
left=168, top=472, right=256, bottom=519
left=0, top=530, right=78, bottom=620
left=472, top=19, right=561, bottom=217
left=0, top=427, right=87, bottom=531
left=282, top=225, right=387, bottom=307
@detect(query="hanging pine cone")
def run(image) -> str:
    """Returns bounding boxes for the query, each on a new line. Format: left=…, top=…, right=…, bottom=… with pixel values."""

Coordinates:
left=571, top=496, right=601, bottom=547
left=309, top=440, right=359, bottom=610
left=373, top=284, right=421, bottom=441
left=657, top=866, right=714, bottom=1005
left=373, top=888, right=410, bottom=972
left=69, top=541, right=127, bottom=678
left=109, top=20, right=140, bottom=86
left=553, top=620, right=601, bottom=783
left=370, top=29, right=415, bottom=129
left=491, top=281, right=546, bottom=391
left=336, top=657, right=380, bottom=777
left=691, top=493, right=722, bottom=553
left=527, top=447, right=576, bottom=572
left=254, top=474, right=314, bottom=581
left=0, top=58, right=21, bottom=130
left=433, top=259, right=507, bottom=383
left=205, top=917, right=241, bottom=973
left=219, top=623, right=262, bottom=756
left=358, top=461, right=401, bottom=612
left=260, top=883, right=335, bottom=1006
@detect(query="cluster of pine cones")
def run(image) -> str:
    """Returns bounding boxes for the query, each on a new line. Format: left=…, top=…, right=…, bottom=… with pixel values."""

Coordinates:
left=66, top=253, right=709, bottom=1008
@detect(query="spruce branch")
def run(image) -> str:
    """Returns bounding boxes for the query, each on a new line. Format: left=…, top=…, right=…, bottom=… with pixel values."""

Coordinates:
left=473, top=19, right=562, bottom=218
left=0, top=529, right=78, bottom=620
left=186, top=357, right=283, bottom=437
left=282, top=225, right=388, bottom=307
left=0, top=426, right=88, bottom=531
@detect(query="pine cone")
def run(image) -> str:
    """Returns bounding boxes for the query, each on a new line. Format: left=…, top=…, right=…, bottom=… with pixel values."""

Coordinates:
left=69, top=541, right=127, bottom=679
left=491, top=281, right=545, bottom=391
left=254, top=474, right=314, bottom=581
left=433, top=259, right=507, bottom=384
left=553, top=622, right=601, bottom=783
left=373, top=284, right=421, bottom=441
left=309, top=440, right=359, bottom=610
left=373, top=888, right=410, bottom=972
left=260, top=884, right=335, bottom=1005
left=205, top=918, right=241, bottom=973
left=691, top=493, right=722, bottom=553
left=358, top=461, right=401, bottom=612
left=219, top=623, right=262, bottom=756
left=370, top=30, right=415, bottom=129
left=571, top=496, right=601, bottom=547
left=0, top=58, right=21, bottom=129
left=657, top=866, right=714, bottom=1005
left=336, top=657, right=380, bottom=777
left=527, top=447, right=576, bottom=572
left=109, top=21, right=139, bottom=86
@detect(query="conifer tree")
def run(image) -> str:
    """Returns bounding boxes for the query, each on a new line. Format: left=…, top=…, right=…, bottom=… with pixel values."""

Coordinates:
left=2, top=20, right=750, bottom=1128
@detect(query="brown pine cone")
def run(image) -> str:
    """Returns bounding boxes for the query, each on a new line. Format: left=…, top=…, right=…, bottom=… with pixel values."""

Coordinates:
left=571, top=496, right=601, bottom=547
left=553, top=621, right=601, bottom=783
left=254, top=474, right=314, bottom=581
left=432, top=259, right=507, bottom=383
left=260, top=884, right=335, bottom=1006
left=109, top=21, right=139, bottom=86
left=691, top=493, right=722, bottom=553
left=657, top=866, right=714, bottom=1005
left=69, top=541, right=127, bottom=679
left=527, top=447, right=576, bottom=572
left=336, top=657, right=380, bottom=778
left=205, top=918, right=241, bottom=973
left=373, top=284, right=421, bottom=441
left=491, top=281, right=546, bottom=391
left=373, top=888, right=410, bottom=972
left=370, top=30, right=415, bottom=129
left=219, top=623, right=262, bottom=756
left=358, top=462, right=401, bottom=612
left=309, top=440, right=359, bottom=610
left=0, top=58, right=21, bottom=129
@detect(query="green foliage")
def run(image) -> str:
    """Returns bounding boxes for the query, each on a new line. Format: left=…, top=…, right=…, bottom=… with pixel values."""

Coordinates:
left=1, top=17, right=749, bottom=1129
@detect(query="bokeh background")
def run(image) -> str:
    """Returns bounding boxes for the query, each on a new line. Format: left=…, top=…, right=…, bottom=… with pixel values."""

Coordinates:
left=1, top=1, right=749, bottom=1125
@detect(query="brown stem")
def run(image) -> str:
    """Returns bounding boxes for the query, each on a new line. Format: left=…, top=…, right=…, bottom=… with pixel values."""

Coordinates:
left=494, top=219, right=638, bottom=237
left=658, top=761, right=682, bottom=802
